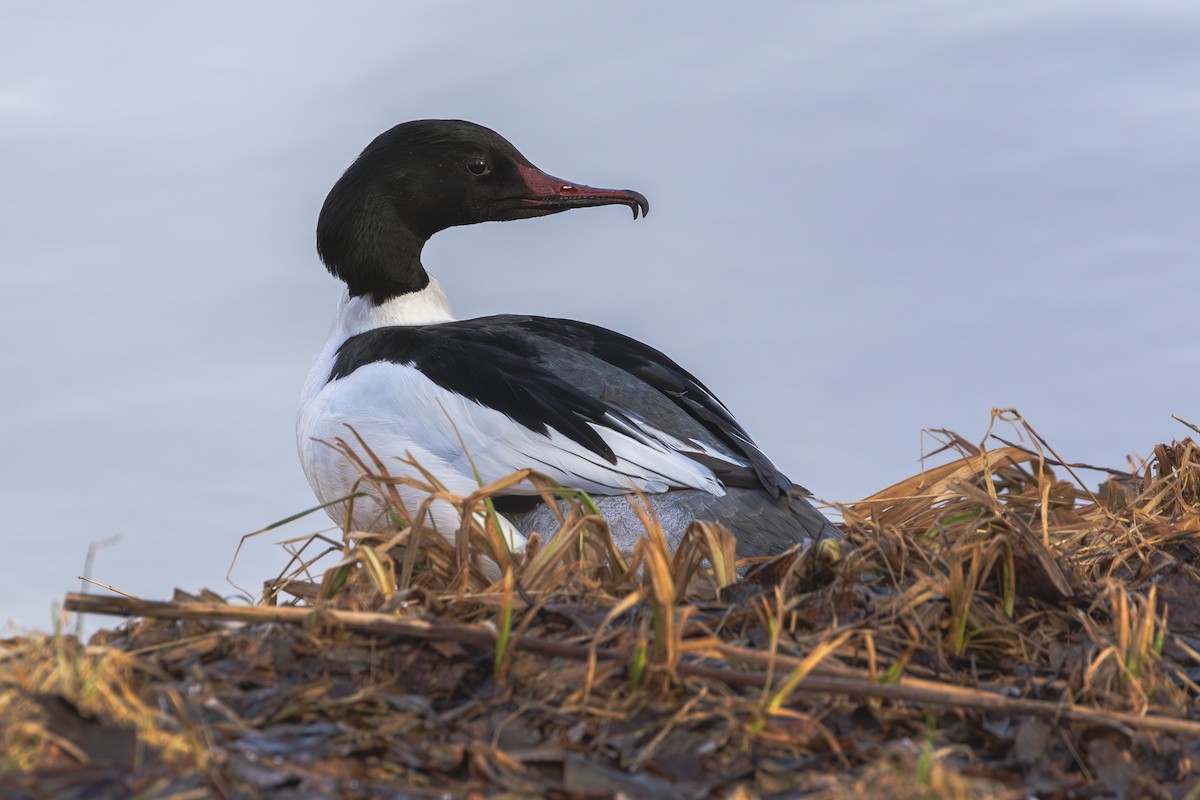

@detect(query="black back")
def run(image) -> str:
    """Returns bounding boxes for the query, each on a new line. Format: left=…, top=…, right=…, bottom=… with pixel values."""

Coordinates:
left=329, top=315, right=800, bottom=498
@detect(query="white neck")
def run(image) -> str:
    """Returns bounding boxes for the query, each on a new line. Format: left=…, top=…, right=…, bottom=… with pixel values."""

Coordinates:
left=300, top=277, right=457, bottom=410
left=333, top=277, right=456, bottom=338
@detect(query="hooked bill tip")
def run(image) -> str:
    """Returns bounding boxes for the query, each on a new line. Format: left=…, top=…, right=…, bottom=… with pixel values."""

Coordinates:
left=628, top=191, right=649, bottom=220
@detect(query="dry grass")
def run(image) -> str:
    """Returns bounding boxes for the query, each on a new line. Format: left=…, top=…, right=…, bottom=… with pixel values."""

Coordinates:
left=3, top=409, right=1200, bottom=798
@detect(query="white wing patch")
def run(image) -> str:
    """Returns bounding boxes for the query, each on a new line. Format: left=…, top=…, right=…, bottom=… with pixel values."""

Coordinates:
left=620, top=411, right=751, bottom=468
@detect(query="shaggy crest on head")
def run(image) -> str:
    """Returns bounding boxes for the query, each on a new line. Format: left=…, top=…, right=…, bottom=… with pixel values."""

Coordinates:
left=298, top=119, right=838, bottom=558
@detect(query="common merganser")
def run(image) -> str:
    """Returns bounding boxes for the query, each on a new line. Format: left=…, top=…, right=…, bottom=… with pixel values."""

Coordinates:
left=298, top=120, right=839, bottom=557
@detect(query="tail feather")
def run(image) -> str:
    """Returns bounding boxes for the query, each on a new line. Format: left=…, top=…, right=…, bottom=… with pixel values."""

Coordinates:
left=506, top=487, right=841, bottom=559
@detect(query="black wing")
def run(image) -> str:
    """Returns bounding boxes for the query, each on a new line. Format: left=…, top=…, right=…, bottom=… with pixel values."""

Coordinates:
left=496, top=315, right=799, bottom=497
left=329, top=315, right=801, bottom=498
left=330, top=323, right=624, bottom=462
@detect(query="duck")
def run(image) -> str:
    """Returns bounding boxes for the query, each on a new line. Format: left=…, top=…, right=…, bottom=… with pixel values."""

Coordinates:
left=297, top=119, right=839, bottom=558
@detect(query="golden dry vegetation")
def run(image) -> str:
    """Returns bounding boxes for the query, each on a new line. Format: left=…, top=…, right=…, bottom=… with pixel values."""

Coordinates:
left=3, top=409, right=1200, bottom=798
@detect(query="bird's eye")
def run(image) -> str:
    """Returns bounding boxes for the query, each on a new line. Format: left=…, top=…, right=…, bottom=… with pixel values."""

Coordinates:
left=466, top=157, right=490, bottom=176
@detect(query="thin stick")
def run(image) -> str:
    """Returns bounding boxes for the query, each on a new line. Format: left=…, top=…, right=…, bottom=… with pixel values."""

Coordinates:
left=63, top=593, right=1200, bottom=738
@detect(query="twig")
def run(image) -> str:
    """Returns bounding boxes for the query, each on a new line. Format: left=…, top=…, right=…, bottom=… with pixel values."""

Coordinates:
left=62, top=593, right=1200, bottom=738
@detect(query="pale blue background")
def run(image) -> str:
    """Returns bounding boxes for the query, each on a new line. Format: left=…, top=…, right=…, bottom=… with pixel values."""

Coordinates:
left=3, top=2, right=1197, bottom=630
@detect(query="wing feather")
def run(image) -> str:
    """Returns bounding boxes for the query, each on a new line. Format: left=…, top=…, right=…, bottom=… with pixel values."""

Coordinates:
left=324, top=316, right=798, bottom=499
